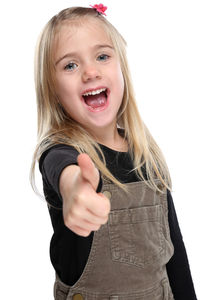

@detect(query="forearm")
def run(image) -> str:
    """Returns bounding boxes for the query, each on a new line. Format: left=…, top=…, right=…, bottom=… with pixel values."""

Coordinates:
left=59, top=165, right=80, bottom=199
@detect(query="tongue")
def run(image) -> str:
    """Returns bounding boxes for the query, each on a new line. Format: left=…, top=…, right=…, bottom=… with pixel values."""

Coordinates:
left=84, top=91, right=107, bottom=109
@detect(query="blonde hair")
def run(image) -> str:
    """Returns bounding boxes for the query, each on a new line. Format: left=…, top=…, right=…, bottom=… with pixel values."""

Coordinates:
left=30, top=6, right=172, bottom=199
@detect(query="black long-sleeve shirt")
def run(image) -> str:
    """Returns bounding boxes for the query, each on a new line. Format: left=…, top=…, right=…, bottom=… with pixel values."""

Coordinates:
left=39, top=143, right=197, bottom=299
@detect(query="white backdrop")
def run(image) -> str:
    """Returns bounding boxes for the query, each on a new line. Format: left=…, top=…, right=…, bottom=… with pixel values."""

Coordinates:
left=0, top=0, right=199, bottom=298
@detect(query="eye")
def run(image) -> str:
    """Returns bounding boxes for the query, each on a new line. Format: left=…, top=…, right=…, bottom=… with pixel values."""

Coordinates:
left=64, top=62, right=78, bottom=71
left=97, top=54, right=110, bottom=61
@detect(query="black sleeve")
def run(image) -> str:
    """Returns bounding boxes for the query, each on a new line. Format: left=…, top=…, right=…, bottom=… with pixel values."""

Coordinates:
left=166, top=190, right=197, bottom=300
left=39, top=144, right=79, bottom=207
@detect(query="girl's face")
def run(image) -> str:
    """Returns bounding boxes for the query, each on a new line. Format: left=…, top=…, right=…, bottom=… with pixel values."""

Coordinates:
left=54, top=18, right=124, bottom=137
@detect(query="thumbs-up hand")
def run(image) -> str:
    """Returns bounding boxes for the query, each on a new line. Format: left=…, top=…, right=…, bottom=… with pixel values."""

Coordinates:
left=59, top=153, right=111, bottom=237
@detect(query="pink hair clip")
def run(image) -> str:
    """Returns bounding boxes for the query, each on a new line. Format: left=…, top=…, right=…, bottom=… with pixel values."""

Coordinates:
left=90, top=3, right=107, bottom=16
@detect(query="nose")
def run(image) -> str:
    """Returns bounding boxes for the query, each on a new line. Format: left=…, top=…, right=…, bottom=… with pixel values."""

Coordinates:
left=82, top=63, right=102, bottom=82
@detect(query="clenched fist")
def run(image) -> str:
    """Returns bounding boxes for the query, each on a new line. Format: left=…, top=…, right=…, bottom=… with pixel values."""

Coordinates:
left=59, top=153, right=111, bottom=237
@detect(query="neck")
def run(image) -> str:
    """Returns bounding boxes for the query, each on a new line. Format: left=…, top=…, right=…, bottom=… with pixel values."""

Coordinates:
left=87, top=125, right=128, bottom=152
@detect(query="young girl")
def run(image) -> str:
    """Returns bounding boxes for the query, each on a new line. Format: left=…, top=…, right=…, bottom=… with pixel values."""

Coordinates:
left=31, top=4, right=197, bottom=300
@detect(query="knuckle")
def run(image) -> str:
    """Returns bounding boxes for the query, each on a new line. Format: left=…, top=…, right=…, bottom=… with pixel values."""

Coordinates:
left=73, top=194, right=82, bottom=205
left=64, top=215, right=73, bottom=227
left=98, top=196, right=111, bottom=215
left=93, top=224, right=101, bottom=231
left=82, top=219, right=101, bottom=232
left=106, top=197, right=111, bottom=209
left=102, top=202, right=110, bottom=216
left=70, top=224, right=91, bottom=237
left=84, top=222, right=95, bottom=232
left=70, top=205, right=79, bottom=218
left=81, top=230, right=91, bottom=237
left=105, top=202, right=111, bottom=214
left=63, top=213, right=69, bottom=226
left=63, top=219, right=68, bottom=228
left=75, top=193, right=87, bottom=207
left=70, top=204, right=85, bottom=220
left=102, top=216, right=109, bottom=224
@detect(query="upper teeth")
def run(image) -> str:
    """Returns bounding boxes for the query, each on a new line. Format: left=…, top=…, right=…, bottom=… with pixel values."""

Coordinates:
left=83, top=88, right=106, bottom=96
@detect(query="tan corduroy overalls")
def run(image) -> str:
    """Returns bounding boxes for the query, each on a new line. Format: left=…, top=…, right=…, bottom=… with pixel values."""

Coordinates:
left=54, top=180, right=175, bottom=300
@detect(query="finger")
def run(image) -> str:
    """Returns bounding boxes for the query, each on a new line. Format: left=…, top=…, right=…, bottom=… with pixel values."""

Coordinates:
left=77, top=153, right=99, bottom=191
left=87, top=193, right=111, bottom=218
left=84, top=211, right=108, bottom=225
left=72, top=206, right=108, bottom=225
left=69, top=224, right=91, bottom=237
left=75, top=219, right=101, bottom=232
left=68, top=220, right=100, bottom=236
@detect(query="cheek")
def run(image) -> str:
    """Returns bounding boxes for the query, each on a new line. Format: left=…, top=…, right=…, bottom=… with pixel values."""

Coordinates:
left=54, top=76, right=79, bottom=116
left=115, top=64, right=124, bottom=96
left=55, top=76, right=72, bottom=102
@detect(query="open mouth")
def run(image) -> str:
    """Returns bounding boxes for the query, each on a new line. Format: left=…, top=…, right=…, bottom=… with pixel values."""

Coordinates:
left=82, top=88, right=108, bottom=111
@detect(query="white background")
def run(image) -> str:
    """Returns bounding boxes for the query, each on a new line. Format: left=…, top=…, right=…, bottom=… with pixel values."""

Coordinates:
left=0, top=0, right=199, bottom=298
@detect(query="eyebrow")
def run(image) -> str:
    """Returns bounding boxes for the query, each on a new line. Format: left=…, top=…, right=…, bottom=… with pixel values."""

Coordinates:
left=55, top=44, right=114, bottom=66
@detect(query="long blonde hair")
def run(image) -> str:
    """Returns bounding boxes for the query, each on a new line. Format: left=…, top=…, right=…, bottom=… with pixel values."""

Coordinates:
left=30, top=6, right=172, bottom=197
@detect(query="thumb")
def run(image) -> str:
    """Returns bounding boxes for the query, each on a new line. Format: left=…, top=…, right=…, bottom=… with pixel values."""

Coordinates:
left=77, top=153, right=100, bottom=191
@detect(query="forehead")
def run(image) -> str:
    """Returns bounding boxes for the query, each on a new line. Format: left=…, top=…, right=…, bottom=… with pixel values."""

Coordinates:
left=54, top=17, right=112, bottom=53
